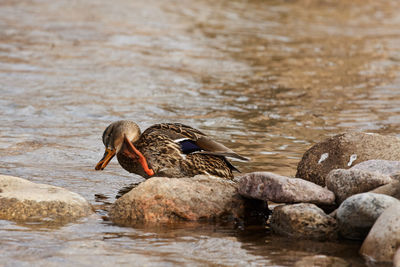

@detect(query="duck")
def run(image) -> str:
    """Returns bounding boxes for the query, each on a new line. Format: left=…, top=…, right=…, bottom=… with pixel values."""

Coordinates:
left=95, top=120, right=249, bottom=179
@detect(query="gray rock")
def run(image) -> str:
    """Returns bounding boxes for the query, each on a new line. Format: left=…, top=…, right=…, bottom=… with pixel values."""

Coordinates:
left=371, top=180, right=400, bottom=200
left=351, top=160, right=400, bottom=178
left=296, top=132, right=400, bottom=186
left=110, top=175, right=250, bottom=224
left=294, top=255, right=350, bottom=267
left=336, top=193, right=400, bottom=240
left=326, top=169, right=393, bottom=204
left=360, top=203, right=400, bottom=263
left=0, top=175, right=93, bottom=223
left=238, top=172, right=335, bottom=205
left=270, top=203, right=338, bottom=241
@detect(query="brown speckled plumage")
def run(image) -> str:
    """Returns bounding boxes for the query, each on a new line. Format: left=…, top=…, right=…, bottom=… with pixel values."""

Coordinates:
left=96, top=121, right=248, bottom=180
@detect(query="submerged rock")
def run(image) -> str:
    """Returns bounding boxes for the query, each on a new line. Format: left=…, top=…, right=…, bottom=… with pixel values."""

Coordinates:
left=360, top=203, right=400, bottom=263
left=326, top=169, right=392, bottom=204
left=296, top=132, right=400, bottom=186
left=109, top=175, right=254, bottom=224
left=238, top=172, right=335, bottom=205
left=294, top=255, right=350, bottom=267
left=336, top=193, right=400, bottom=240
left=0, top=175, right=92, bottom=223
left=270, top=203, right=338, bottom=241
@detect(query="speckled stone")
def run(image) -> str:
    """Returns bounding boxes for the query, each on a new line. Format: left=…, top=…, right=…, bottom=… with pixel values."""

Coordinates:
left=0, top=175, right=93, bottom=223
left=336, top=193, right=400, bottom=240
left=109, top=175, right=251, bottom=224
left=296, top=132, right=400, bottom=186
left=238, top=172, right=335, bottom=205
left=326, top=169, right=393, bottom=204
left=360, top=203, right=400, bottom=263
left=270, top=203, right=338, bottom=241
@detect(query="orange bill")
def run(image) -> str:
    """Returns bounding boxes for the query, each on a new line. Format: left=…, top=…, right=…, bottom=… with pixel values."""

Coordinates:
left=123, top=135, right=154, bottom=176
left=95, top=148, right=116, bottom=170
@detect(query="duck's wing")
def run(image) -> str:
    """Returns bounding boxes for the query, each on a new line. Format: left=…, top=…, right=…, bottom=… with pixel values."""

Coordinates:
left=143, top=123, right=206, bottom=140
left=194, top=136, right=249, bottom=161
left=144, top=123, right=249, bottom=161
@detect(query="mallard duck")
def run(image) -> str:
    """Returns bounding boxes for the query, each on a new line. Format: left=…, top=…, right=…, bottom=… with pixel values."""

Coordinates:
left=95, top=120, right=249, bottom=179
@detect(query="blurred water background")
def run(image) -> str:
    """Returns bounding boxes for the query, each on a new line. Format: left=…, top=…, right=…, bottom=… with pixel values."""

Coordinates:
left=1, top=0, right=400, bottom=265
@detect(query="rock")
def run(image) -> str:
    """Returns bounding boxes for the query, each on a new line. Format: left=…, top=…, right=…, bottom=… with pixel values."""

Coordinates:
left=0, top=175, right=93, bottom=223
left=351, top=160, right=400, bottom=178
left=296, top=132, right=400, bottom=186
left=270, top=203, right=338, bottom=241
left=336, top=193, right=400, bottom=240
left=360, top=203, right=400, bottom=262
left=294, top=255, right=350, bottom=267
left=326, top=160, right=400, bottom=203
left=238, top=172, right=335, bottom=205
left=394, top=248, right=400, bottom=267
left=109, top=175, right=253, bottom=224
left=371, top=180, right=400, bottom=200
left=326, top=169, right=392, bottom=204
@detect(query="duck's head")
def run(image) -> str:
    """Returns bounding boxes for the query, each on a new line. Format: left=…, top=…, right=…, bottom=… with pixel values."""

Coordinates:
left=95, top=120, right=141, bottom=170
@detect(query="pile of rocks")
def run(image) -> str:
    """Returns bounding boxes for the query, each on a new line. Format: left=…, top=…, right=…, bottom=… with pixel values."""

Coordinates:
left=2, top=131, right=400, bottom=266
left=108, top=131, right=400, bottom=264
left=238, top=132, right=400, bottom=266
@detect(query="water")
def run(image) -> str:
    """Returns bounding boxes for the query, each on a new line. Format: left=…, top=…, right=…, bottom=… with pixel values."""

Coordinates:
left=1, top=0, right=400, bottom=265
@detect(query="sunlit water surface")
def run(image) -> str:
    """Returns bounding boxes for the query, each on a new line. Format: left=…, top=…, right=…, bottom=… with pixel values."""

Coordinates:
left=1, top=0, right=400, bottom=266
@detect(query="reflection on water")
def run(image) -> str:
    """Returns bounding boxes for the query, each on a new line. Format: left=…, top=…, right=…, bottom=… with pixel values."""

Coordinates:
left=1, top=0, right=400, bottom=265
left=0, top=218, right=365, bottom=266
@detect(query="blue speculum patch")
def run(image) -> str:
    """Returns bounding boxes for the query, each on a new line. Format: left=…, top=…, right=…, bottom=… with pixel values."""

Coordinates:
left=179, top=140, right=202, bottom=154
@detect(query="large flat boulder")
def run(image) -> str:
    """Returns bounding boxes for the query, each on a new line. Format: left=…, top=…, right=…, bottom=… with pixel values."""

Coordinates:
left=0, top=175, right=93, bottom=223
left=109, top=175, right=252, bottom=224
left=238, top=172, right=335, bottom=205
left=360, top=203, right=400, bottom=263
left=296, top=133, right=400, bottom=186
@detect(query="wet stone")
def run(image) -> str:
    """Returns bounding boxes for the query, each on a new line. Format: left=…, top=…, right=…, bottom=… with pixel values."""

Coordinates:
left=360, top=203, right=400, bottom=263
left=270, top=203, right=338, bottom=241
left=294, top=255, right=350, bottom=267
left=238, top=172, right=335, bottom=205
left=0, top=175, right=93, bottom=223
left=296, top=132, right=400, bottom=186
left=326, top=168, right=393, bottom=204
left=336, top=193, right=400, bottom=240
left=109, top=175, right=253, bottom=224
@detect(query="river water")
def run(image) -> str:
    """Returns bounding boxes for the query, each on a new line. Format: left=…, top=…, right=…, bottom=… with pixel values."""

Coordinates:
left=1, top=0, right=400, bottom=266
